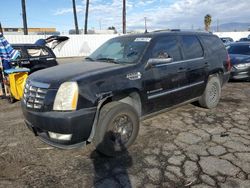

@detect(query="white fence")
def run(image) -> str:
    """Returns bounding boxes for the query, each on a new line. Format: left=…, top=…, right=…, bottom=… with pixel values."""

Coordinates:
left=5, top=32, right=250, bottom=58
left=5, top=34, right=118, bottom=58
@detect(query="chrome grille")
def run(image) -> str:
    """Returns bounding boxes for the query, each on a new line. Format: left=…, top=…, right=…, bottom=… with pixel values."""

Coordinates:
left=23, top=81, right=49, bottom=109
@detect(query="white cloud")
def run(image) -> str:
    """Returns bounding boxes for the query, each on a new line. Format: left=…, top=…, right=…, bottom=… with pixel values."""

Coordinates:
left=53, top=0, right=250, bottom=31
left=127, top=0, right=250, bottom=31
left=54, top=5, right=83, bottom=15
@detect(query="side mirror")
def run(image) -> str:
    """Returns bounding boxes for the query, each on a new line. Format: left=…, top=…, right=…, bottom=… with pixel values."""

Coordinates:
left=145, top=58, right=173, bottom=70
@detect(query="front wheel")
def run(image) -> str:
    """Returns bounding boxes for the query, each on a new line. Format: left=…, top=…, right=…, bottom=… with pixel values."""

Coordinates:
left=199, top=75, right=221, bottom=109
left=93, top=102, right=139, bottom=157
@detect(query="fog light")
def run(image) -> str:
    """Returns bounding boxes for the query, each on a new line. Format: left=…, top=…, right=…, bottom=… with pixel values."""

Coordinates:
left=48, top=132, right=72, bottom=141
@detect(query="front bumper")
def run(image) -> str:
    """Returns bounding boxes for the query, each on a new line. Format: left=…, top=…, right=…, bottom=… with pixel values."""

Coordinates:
left=22, top=102, right=96, bottom=149
left=230, top=67, right=250, bottom=80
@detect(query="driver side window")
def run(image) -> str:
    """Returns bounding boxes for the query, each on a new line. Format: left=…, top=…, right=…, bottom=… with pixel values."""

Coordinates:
left=151, top=36, right=182, bottom=61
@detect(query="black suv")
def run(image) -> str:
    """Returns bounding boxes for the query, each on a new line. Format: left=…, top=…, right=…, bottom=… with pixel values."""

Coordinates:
left=21, top=31, right=231, bottom=156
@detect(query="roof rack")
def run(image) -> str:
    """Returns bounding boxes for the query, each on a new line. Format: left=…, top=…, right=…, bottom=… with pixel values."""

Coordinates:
left=151, top=29, right=212, bottom=34
left=152, top=29, right=176, bottom=33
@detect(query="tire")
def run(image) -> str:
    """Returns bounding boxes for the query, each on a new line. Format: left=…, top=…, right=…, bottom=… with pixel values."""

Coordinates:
left=93, top=101, right=139, bottom=157
left=199, top=75, right=221, bottom=109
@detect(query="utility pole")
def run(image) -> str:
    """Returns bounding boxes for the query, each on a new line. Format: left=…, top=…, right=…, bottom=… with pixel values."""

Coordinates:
left=21, top=0, right=28, bottom=35
left=84, top=0, right=89, bottom=34
left=122, top=0, right=126, bottom=34
left=144, top=17, right=147, bottom=33
left=99, top=19, right=102, bottom=30
left=72, top=0, right=79, bottom=34
left=0, top=22, right=3, bottom=34
left=217, top=19, right=219, bottom=32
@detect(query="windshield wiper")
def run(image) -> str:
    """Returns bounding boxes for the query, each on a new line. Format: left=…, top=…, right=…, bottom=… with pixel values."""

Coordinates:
left=127, top=51, right=138, bottom=57
left=96, top=57, right=120, bottom=64
left=85, top=56, right=95, bottom=61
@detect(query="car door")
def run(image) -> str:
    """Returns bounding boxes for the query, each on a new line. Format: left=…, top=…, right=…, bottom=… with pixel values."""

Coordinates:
left=143, top=35, right=188, bottom=114
left=178, top=35, right=207, bottom=100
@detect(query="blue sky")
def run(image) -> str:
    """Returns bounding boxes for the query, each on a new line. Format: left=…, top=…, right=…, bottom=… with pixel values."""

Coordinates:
left=0, top=0, right=249, bottom=33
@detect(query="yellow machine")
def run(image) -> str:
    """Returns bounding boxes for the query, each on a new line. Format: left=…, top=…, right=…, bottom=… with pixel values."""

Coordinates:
left=8, top=71, right=29, bottom=100
left=1, top=67, right=30, bottom=102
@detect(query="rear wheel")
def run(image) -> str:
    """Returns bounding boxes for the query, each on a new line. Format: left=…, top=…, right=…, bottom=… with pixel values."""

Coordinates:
left=199, top=75, right=221, bottom=109
left=93, top=102, right=139, bottom=157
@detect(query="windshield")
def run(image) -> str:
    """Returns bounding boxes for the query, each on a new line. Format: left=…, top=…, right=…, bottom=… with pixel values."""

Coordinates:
left=88, top=36, right=150, bottom=64
left=228, top=45, right=250, bottom=55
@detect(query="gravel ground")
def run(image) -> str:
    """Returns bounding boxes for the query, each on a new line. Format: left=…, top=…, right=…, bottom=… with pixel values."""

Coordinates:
left=0, top=62, right=250, bottom=187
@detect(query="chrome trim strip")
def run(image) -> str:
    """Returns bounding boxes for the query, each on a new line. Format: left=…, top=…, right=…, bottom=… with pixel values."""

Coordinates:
left=47, top=58, right=55, bottom=61
left=148, top=81, right=204, bottom=100
left=141, top=97, right=200, bottom=121
left=155, top=57, right=204, bottom=67
left=28, top=80, right=50, bottom=89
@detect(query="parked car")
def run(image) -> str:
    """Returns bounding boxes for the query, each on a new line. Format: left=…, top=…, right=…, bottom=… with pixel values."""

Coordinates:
left=237, top=37, right=250, bottom=42
left=227, top=42, right=250, bottom=80
left=220, top=37, right=234, bottom=45
left=12, top=36, right=69, bottom=73
left=21, top=30, right=231, bottom=156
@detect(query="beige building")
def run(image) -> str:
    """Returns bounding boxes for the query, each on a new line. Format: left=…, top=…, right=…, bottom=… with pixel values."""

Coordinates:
left=3, top=27, right=59, bottom=35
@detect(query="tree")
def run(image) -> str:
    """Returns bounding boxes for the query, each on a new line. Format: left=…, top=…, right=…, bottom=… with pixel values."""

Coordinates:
left=108, top=26, right=117, bottom=34
left=72, top=0, right=79, bottom=34
left=84, top=0, right=90, bottom=34
left=204, top=14, right=212, bottom=31
left=108, top=26, right=116, bottom=30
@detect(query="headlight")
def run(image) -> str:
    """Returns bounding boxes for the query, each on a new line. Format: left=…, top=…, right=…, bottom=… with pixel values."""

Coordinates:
left=235, top=63, right=250, bottom=69
left=53, top=82, right=79, bottom=111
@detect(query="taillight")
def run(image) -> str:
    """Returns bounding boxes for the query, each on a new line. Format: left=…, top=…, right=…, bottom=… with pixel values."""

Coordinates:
left=226, top=54, right=231, bottom=71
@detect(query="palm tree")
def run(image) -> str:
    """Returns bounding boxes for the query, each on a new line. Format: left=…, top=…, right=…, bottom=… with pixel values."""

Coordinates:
left=204, top=14, right=212, bottom=31
left=122, top=0, right=126, bottom=34
left=72, top=0, right=79, bottom=34
left=21, top=0, right=28, bottom=35
left=84, top=0, right=90, bottom=34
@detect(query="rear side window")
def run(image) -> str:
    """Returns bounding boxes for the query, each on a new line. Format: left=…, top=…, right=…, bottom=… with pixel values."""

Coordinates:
left=13, top=47, right=27, bottom=59
left=200, top=35, right=225, bottom=53
left=179, top=35, right=204, bottom=60
left=27, top=47, right=49, bottom=57
left=151, top=36, right=182, bottom=61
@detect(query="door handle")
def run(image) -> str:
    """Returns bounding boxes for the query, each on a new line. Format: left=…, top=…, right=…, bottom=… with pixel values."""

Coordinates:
left=204, top=62, right=209, bottom=67
left=177, top=67, right=186, bottom=73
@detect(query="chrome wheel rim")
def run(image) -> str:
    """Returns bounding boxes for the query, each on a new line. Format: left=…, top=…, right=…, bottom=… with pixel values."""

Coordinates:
left=208, top=83, right=218, bottom=104
left=109, top=114, right=133, bottom=146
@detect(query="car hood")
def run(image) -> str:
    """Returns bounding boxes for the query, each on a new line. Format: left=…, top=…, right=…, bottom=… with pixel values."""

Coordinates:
left=229, top=54, right=250, bottom=65
left=29, top=60, right=125, bottom=88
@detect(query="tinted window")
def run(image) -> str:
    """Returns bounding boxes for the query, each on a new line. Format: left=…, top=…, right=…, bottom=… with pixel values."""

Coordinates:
left=201, top=35, right=225, bottom=52
left=151, top=36, right=182, bottom=61
left=228, top=45, right=250, bottom=55
left=13, top=47, right=26, bottom=59
left=27, top=47, right=49, bottom=57
left=179, top=35, right=203, bottom=59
